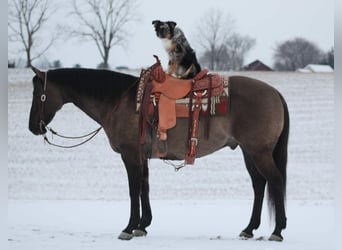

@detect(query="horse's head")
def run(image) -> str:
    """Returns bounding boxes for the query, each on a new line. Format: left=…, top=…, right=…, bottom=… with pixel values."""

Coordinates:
left=29, top=67, right=64, bottom=135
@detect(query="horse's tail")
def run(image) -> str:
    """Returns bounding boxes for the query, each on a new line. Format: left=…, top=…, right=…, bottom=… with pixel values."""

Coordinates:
left=270, top=93, right=289, bottom=202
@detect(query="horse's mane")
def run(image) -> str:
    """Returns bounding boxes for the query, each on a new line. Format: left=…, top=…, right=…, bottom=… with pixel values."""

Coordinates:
left=47, top=68, right=139, bottom=101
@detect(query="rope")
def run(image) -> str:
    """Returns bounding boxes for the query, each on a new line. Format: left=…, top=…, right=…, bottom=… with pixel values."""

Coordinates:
left=45, top=125, right=102, bottom=139
left=163, top=160, right=186, bottom=171
left=42, top=126, right=102, bottom=149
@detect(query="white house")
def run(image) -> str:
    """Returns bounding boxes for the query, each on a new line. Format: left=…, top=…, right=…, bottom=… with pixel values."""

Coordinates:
left=297, top=64, right=333, bottom=73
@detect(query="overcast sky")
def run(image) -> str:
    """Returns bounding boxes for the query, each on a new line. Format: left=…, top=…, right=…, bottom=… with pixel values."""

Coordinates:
left=9, top=0, right=334, bottom=69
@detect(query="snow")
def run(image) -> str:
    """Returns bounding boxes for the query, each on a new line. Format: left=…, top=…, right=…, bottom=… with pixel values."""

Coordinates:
left=8, top=69, right=334, bottom=249
left=8, top=200, right=334, bottom=250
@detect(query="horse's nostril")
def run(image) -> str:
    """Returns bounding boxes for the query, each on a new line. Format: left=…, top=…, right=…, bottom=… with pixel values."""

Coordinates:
left=29, top=121, right=45, bottom=135
left=39, top=121, right=46, bottom=134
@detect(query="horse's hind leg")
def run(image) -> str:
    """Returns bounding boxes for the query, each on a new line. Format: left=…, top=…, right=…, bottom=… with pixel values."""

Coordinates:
left=240, top=150, right=266, bottom=239
left=133, top=160, right=152, bottom=237
left=253, top=152, right=286, bottom=241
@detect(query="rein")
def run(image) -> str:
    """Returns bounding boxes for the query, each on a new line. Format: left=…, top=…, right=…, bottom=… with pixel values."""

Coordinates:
left=42, top=124, right=102, bottom=149
left=39, top=70, right=102, bottom=148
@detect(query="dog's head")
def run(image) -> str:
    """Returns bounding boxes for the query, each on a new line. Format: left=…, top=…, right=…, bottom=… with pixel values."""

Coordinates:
left=152, top=20, right=177, bottom=39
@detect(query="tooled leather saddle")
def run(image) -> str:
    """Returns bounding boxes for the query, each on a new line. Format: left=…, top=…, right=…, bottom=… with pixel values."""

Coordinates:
left=137, top=55, right=229, bottom=165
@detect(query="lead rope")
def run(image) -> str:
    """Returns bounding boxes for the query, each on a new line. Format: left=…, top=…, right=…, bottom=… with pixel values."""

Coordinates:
left=42, top=126, right=102, bottom=149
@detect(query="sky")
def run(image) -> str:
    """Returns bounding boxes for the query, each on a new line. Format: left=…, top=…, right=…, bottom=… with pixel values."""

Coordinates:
left=8, top=0, right=334, bottom=69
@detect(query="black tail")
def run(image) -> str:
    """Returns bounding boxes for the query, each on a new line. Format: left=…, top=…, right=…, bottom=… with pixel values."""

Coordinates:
left=272, top=93, right=289, bottom=198
left=267, top=93, right=289, bottom=221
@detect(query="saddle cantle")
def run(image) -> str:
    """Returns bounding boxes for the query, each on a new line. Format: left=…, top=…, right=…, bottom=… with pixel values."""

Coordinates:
left=137, top=55, right=229, bottom=165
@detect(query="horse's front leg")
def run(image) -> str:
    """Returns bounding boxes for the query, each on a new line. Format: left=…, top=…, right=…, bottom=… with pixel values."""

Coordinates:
left=118, top=154, right=143, bottom=240
left=133, top=160, right=152, bottom=237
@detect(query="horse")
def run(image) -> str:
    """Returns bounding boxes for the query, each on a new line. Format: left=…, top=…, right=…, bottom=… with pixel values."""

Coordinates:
left=28, top=61, right=289, bottom=242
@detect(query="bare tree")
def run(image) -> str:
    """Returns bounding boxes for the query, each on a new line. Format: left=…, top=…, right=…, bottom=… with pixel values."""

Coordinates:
left=320, top=47, right=334, bottom=69
left=224, top=33, right=255, bottom=70
left=71, top=0, right=139, bottom=69
left=8, top=0, right=55, bottom=67
left=195, top=8, right=255, bottom=71
left=273, top=37, right=323, bottom=71
left=195, top=8, right=235, bottom=70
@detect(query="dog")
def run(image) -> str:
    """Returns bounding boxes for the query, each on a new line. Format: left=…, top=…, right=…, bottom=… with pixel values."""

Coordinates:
left=152, top=20, right=201, bottom=79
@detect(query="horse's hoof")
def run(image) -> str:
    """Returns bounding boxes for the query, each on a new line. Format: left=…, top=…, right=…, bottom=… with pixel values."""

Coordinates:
left=239, top=231, right=253, bottom=239
left=118, top=231, right=133, bottom=240
left=269, top=234, right=283, bottom=242
left=133, top=229, right=147, bottom=237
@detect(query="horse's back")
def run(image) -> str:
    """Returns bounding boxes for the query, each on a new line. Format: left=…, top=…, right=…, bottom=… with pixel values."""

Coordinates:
left=229, top=75, right=282, bottom=103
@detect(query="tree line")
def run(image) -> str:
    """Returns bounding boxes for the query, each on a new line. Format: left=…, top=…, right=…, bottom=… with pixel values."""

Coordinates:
left=8, top=0, right=333, bottom=71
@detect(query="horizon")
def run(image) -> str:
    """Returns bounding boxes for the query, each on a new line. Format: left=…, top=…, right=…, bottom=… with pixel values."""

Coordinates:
left=8, top=0, right=334, bottom=69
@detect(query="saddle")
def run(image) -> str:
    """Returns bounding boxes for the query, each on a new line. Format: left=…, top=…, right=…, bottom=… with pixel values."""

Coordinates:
left=137, top=55, right=229, bottom=165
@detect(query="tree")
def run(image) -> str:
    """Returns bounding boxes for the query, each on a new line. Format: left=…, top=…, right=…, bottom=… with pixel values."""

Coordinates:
left=50, top=60, right=62, bottom=68
left=71, top=0, right=139, bottom=69
left=8, top=61, right=15, bottom=68
left=195, top=8, right=235, bottom=70
left=199, top=36, right=255, bottom=71
left=73, top=63, right=82, bottom=68
left=224, top=33, right=255, bottom=71
left=195, top=8, right=255, bottom=71
left=8, top=0, right=55, bottom=67
left=273, top=37, right=323, bottom=71
left=320, top=47, right=334, bottom=69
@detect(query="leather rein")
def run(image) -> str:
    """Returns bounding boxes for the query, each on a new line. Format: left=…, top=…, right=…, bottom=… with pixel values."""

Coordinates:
left=39, top=70, right=102, bottom=148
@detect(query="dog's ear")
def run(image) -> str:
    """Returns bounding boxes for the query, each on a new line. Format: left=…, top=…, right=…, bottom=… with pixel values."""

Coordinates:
left=167, top=21, right=177, bottom=30
left=152, top=20, right=160, bottom=26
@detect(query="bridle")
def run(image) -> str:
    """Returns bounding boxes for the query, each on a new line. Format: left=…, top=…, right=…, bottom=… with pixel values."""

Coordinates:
left=38, top=69, right=48, bottom=134
left=38, top=70, right=102, bottom=148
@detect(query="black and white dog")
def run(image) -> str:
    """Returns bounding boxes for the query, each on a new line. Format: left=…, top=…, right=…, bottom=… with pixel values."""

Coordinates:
left=152, top=20, right=201, bottom=79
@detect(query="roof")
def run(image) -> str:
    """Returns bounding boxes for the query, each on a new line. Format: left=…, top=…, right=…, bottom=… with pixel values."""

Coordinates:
left=244, top=60, right=273, bottom=71
left=297, top=64, right=333, bottom=73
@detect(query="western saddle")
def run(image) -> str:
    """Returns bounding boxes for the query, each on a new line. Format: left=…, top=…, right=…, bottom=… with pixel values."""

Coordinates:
left=137, top=55, right=229, bottom=165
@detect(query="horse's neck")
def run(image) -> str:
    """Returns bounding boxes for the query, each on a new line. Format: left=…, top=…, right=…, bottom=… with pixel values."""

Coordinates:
left=71, top=96, right=110, bottom=126
left=56, top=83, right=112, bottom=127
left=65, top=86, right=133, bottom=129
left=52, top=69, right=137, bottom=128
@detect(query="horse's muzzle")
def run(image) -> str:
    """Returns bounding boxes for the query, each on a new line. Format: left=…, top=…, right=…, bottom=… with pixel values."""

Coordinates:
left=29, top=121, right=47, bottom=135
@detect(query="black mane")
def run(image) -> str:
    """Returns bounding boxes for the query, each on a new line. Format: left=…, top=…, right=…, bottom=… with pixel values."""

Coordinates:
left=47, top=68, right=139, bottom=101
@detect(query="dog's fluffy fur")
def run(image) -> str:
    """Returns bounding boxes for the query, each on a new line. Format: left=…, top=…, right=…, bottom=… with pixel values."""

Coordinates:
left=152, top=20, right=201, bottom=79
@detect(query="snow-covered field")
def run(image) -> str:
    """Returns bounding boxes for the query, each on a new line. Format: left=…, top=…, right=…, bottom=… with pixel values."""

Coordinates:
left=8, top=69, right=334, bottom=249
left=8, top=200, right=334, bottom=250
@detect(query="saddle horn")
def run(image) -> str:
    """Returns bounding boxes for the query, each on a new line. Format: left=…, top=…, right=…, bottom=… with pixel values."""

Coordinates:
left=153, top=55, right=161, bottom=65
left=151, top=55, right=165, bottom=83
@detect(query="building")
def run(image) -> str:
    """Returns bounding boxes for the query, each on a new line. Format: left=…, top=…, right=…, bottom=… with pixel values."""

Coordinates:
left=297, top=64, right=333, bottom=73
left=243, top=60, right=273, bottom=71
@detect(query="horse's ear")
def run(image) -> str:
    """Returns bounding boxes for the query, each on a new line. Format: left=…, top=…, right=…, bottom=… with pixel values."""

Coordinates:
left=31, top=66, right=45, bottom=80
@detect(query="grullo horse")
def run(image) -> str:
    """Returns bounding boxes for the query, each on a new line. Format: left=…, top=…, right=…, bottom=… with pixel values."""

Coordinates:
left=28, top=64, right=289, bottom=241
